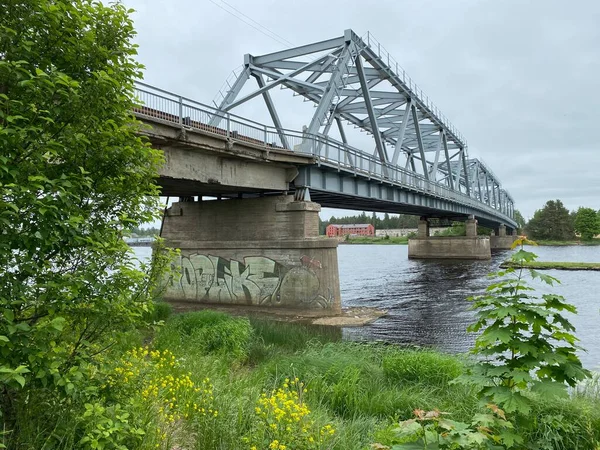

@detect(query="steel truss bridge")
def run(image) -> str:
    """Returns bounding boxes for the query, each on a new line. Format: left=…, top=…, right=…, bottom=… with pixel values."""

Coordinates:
left=134, top=29, right=516, bottom=229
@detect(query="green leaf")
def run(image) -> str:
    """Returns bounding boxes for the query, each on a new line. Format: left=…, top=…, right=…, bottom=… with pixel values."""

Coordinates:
left=530, top=380, right=568, bottom=398
left=3, top=310, right=14, bottom=322
left=14, top=374, right=26, bottom=387
left=478, top=326, right=512, bottom=345
left=50, top=317, right=66, bottom=331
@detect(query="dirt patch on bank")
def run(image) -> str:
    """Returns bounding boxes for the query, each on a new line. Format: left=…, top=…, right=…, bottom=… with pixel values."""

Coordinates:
left=167, top=301, right=386, bottom=327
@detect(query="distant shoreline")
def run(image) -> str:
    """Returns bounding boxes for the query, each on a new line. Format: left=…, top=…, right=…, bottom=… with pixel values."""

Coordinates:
left=337, top=236, right=409, bottom=245
left=500, top=261, right=600, bottom=271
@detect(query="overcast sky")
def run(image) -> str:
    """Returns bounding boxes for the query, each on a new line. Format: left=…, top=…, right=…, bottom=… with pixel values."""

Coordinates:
left=124, top=0, right=599, bottom=220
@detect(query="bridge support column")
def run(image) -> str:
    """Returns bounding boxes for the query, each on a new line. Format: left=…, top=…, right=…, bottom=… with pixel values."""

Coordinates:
left=490, top=224, right=518, bottom=250
left=158, top=195, right=341, bottom=315
left=418, top=217, right=430, bottom=238
left=408, top=216, right=491, bottom=260
left=466, top=215, right=478, bottom=237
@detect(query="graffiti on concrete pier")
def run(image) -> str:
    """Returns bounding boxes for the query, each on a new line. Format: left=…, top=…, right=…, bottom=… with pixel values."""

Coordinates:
left=171, top=254, right=333, bottom=308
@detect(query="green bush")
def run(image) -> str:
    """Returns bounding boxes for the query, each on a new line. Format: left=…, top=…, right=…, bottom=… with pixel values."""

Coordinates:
left=383, top=350, right=463, bottom=385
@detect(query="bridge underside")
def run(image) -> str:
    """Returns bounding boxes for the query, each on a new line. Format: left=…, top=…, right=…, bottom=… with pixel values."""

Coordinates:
left=157, top=176, right=515, bottom=232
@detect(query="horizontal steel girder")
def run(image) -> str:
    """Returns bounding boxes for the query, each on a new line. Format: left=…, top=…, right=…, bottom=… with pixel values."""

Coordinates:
left=296, top=165, right=517, bottom=229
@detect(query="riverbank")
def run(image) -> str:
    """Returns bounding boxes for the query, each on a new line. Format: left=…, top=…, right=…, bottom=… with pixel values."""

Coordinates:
left=340, top=236, right=409, bottom=244
left=167, top=301, right=388, bottom=327
left=128, top=310, right=600, bottom=448
left=535, top=238, right=600, bottom=246
left=500, top=261, right=600, bottom=271
left=12, top=307, right=600, bottom=449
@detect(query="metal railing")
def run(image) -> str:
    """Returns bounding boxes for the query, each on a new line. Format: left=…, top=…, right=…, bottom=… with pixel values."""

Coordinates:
left=133, top=82, right=514, bottom=223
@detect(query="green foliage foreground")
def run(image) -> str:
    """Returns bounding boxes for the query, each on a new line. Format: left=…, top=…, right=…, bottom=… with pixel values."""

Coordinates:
left=2, top=306, right=599, bottom=449
left=0, top=0, right=173, bottom=445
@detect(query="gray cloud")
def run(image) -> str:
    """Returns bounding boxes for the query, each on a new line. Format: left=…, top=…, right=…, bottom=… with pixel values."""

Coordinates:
left=125, top=0, right=600, bottom=218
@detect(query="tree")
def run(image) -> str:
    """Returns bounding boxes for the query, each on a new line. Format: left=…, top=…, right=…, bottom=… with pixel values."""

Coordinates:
left=513, top=209, right=526, bottom=231
left=526, top=200, right=574, bottom=241
left=574, top=207, right=600, bottom=240
left=1, top=0, right=168, bottom=419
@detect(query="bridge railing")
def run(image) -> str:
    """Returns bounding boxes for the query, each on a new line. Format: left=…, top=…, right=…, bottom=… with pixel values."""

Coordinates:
left=310, top=136, right=510, bottom=219
left=133, top=82, right=514, bottom=224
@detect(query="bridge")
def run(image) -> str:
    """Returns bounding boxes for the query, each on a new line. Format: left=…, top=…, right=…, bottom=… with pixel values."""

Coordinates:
left=134, top=30, right=517, bottom=314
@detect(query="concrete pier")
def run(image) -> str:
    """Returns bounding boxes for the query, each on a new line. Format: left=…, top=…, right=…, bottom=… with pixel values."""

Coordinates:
left=490, top=224, right=518, bottom=250
left=159, top=195, right=341, bottom=314
left=408, top=217, right=491, bottom=260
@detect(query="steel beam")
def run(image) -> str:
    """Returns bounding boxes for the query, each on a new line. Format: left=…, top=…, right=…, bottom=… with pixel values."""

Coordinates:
left=429, top=132, right=442, bottom=179
left=392, top=99, right=412, bottom=165
left=252, top=36, right=346, bottom=65
left=411, top=104, right=429, bottom=179
left=223, top=55, right=331, bottom=112
left=442, top=133, right=454, bottom=190
left=355, top=52, right=388, bottom=167
left=485, top=173, right=491, bottom=205
left=209, top=67, right=250, bottom=127
left=305, top=42, right=357, bottom=137
left=335, top=116, right=354, bottom=167
left=253, top=74, right=290, bottom=149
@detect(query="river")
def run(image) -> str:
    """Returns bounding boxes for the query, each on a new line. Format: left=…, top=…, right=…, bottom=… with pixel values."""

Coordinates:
left=339, top=244, right=600, bottom=369
left=134, top=245, right=600, bottom=369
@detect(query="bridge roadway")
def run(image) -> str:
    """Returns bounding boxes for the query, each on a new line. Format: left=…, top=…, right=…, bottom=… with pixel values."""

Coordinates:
left=134, top=83, right=517, bottom=230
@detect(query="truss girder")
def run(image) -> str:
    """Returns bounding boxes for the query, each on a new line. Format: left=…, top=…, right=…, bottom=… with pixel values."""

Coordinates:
left=211, top=28, right=514, bottom=219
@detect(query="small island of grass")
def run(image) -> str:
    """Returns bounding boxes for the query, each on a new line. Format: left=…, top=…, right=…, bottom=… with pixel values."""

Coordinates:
left=500, top=261, right=600, bottom=271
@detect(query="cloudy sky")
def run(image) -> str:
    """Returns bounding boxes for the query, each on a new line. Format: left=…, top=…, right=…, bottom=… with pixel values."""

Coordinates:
left=124, top=0, right=599, bottom=220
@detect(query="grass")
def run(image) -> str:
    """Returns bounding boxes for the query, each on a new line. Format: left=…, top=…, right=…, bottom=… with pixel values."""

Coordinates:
left=500, top=261, right=600, bottom=270
left=534, top=238, right=600, bottom=246
left=341, top=236, right=409, bottom=245
left=6, top=311, right=600, bottom=450
left=140, top=314, right=600, bottom=448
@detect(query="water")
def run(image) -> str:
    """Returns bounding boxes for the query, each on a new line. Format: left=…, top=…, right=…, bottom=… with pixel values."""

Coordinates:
left=134, top=245, right=600, bottom=368
left=339, top=245, right=600, bottom=369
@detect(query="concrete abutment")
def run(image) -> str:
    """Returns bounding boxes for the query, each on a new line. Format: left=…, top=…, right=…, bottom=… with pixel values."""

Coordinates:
left=159, top=195, right=341, bottom=314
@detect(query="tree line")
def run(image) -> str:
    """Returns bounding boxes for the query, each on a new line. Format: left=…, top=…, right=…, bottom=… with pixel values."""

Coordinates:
left=523, top=200, right=600, bottom=241
left=320, top=212, right=421, bottom=232
left=318, top=200, right=600, bottom=242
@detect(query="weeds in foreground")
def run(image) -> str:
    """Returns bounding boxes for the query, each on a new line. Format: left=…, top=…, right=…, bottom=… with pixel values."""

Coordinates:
left=375, top=238, right=595, bottom=449
left=458, top=238, right=590, bottom=415
left=243, top=378, right=336, bottom=450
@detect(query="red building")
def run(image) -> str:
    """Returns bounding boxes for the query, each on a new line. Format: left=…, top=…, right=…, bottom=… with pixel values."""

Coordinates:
left=326, top=223, right=375, bottom=237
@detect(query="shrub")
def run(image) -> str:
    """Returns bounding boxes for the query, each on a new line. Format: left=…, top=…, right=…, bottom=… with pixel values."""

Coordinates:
left=378, top=405, right=516, bottom=449
left=458, top=238, right=590, bottom=415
